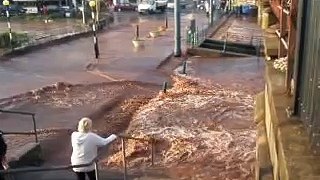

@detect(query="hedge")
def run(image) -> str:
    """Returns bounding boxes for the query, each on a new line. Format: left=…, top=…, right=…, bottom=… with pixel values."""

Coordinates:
left=0, top=32, right=29, bottom=48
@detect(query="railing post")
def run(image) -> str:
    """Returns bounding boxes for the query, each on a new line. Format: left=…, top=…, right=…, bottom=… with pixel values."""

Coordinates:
left=250, top=30, right=254, bottom=45
left=151, top=138, right=155, bottom=166
left=223, top=32, right=228, bottom=53
left=32, top=114, right=38, bottom=143
left=94, top=161, right=100, bottom=180
left=256, top=38, right=261, bottom=61
left=196, top=27, right=199, bottom=45
left=121, top=138, right=127, bottom=180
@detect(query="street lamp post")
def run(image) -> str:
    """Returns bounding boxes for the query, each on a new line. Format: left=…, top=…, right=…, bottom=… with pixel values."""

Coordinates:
left=209, top=0, right=214, bottom=26
left=174, top=0, right=181, bottom=57
left=81, top=0, right=86, bottom=24
left=3, top=0, right=12, bottom=49
left=89, top=0, right=100, bottom=59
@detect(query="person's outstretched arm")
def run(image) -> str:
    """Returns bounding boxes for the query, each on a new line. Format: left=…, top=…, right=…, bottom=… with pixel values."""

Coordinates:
left=92, top=133, right=117, bottom=146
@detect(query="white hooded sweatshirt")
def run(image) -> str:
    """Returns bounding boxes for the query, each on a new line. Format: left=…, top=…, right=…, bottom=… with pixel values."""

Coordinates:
left=71, top=132, right=117, bottom=172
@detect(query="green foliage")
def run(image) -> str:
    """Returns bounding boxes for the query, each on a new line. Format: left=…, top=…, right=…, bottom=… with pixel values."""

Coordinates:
left=47, top=12, right=65, bottom=19
left=0, top=32, right=29, bottom=48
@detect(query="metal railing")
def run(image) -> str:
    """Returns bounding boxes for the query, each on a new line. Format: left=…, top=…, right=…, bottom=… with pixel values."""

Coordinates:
left=186, top=24, right=209, bottom=48
left=184, top=10, right=233, bottom=48
left=219, top=25, right=263, bottom=55
left=0, top=150, right=101, bottom=179
left=0, top=135, right=157, bottom=180
left=120, top=135, right=156, bottom=180
left=0, top=109, right=38, bottom=143
left=223, top=26, right=262, bottom=46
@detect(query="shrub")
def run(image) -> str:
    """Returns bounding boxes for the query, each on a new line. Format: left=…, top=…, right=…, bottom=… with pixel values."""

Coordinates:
left=47, top=12, right=65, bottom=19
left=0, top=32, right=29, bottom=48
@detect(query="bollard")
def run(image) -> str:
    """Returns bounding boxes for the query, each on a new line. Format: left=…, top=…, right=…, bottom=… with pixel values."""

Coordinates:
left=165, top=15, right=168, bottom=29
left=182, top=61, right=187, bottom=74
left=121, top=138, right=127, bottom=180
left=162, top=82, right=168, bottom=93
left=136, top=24, right=139, bottom=39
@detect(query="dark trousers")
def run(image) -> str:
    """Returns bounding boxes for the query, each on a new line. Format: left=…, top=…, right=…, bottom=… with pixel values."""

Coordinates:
left=0, top=165, right=4, bottom=180
left=75, top=170, right=96, bottom=180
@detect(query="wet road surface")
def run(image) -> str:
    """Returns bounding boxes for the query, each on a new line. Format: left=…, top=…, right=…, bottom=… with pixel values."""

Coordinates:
left=0, top=10, right=215, bottom=132
left=191, top=56, right=265, bottom=94
left=0, top=10, right=226, bottom=180
left=0, top=11, right=212, bottom=99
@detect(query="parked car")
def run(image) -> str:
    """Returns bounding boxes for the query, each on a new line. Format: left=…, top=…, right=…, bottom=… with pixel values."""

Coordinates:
left=58, top=6, right=76, bottom=17
left=196, top=0, right=206, bottom=10
left=0, top=4, right=27, bottom=16
left=114, top=3, right=137, bottom=12
left=167, top=0, right=187, bottom=9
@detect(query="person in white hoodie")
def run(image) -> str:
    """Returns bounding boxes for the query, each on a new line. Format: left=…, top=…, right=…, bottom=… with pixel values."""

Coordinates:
left=71, top=117, right=117, bottom=180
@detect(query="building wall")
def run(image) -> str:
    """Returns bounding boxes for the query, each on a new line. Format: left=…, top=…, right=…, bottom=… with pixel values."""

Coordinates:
left=293, top=0, right=320, bottom=153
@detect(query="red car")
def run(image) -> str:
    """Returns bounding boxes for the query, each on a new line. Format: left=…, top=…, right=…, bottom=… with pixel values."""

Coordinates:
left=114, top=3, right=138, bottom=11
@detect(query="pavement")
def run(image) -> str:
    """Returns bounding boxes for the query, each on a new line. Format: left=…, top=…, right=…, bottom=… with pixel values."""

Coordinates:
left=184, top=15, right=265, bottom=95
left=0, top=18, right=89, bottom=42
left=188, top=56, right=265, bottom=94
left=210, top=15, right=263, bottom=47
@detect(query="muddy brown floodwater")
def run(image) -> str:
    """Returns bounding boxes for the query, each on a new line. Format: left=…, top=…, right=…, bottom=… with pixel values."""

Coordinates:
left=2, top=13, right=264, bottom=180
left=6, top=54, right=262, bottom=180
left=2, top=81, right=162, bottom=166
left=103, top=75, right=259, bottom=180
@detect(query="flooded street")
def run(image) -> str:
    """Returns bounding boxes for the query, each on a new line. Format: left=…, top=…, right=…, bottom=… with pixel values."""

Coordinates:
left=0, top=11, right=209, bottom=99
left=191, top=56, right=264, bottom=94
left=0, top=12, right=265, bottom=180
left=104, top=57, right=263, bottom=179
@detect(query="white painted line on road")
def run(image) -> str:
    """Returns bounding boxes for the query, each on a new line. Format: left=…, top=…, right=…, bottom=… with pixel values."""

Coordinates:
left=138, top=19, right=148, bottom=23
left=87, top=69, right=121, bottom=82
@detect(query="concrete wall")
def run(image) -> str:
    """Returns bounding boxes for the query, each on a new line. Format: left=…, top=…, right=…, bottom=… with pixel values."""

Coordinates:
left=255, top=62, right=320, bottom=180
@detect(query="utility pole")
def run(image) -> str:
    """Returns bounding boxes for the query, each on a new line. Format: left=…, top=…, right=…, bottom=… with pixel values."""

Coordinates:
left=174, top=0, right=181, bottom=57
left=95, top=0, right=100, bottom=22
left=3, top=0, right=12, bottom=49
left=72, top=0, right=77, bottom=12
left=89, top=0, right=100, bottom=59
left=82, top=0, right=86, bottom=24
left=209, top=0, right=214, bottom=26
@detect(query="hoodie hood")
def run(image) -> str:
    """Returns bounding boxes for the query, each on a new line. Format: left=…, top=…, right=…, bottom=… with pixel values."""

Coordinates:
left=73, top=132, right=89, bottom=145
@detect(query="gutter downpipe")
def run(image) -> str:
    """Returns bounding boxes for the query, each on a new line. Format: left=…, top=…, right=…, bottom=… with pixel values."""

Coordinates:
left=293, top=0, right=308, bottom=115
